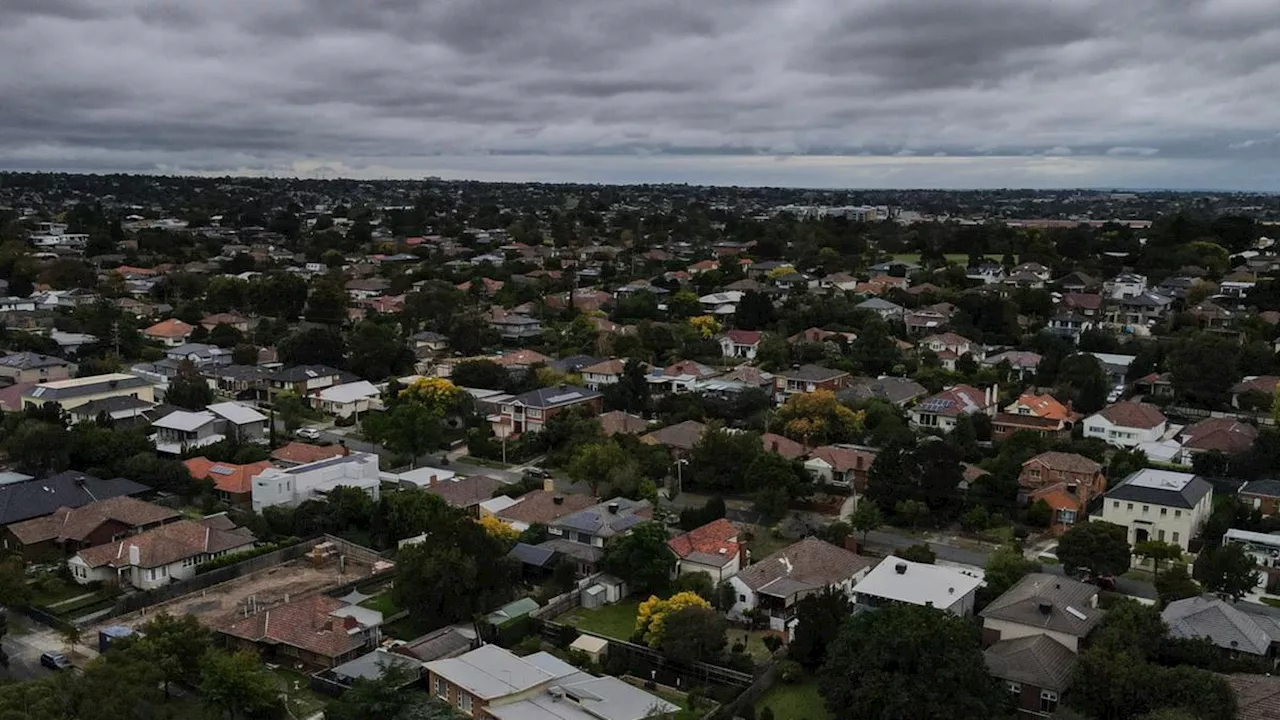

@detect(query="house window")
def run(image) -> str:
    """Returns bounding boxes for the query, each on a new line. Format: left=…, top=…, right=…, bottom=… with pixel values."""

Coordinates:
left=1040, top=690, right=1059, bottom=713
left=1174, top=510, right=1182, bottom=518
left=1160, top=508, right=1167, bottom=516
left=1158, top=530, right=1166, bottom=541
left=435, top=677, right=448, bottom=699
left=1142, top=505, right=1149, bottom=514
left=1127, top=503, right=1134, bottom=511
left=1007, top=682, right=1021, bottom=695
left=458, top=692, right=472, bottom=714
left=1113, top=501, right=1120, bottom=509
left=1028, top=469, right=1041, bottom=480
left=1172, top=532, right=1180, bottom=544
left=1059, top=509, right=1077, bottom=525
left=738, top=594, right=747, bottom=602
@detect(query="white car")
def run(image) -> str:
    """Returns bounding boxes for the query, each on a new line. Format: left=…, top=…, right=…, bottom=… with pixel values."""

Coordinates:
left=296, top=427, right=322, bottom=440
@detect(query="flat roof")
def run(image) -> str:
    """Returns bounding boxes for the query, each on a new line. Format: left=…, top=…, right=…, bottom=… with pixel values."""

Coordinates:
left=854, top=555, right=983, bottom=609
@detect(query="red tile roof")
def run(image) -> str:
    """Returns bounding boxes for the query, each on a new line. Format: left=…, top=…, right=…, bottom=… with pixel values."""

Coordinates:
left=185, top=457, right=273, bottom=496
left=1023, top=451, right=1102, bottom=476
left=808, top=445, right=874, bottom=472
left=216, top=594, right=371, bottom=661
left=761, top=433, right=807, bottom=460
left=143, top=318, right=195, bottom=339
left=1095, top=401, right=1166, bottom=429
left=668, top=519, right=740, bottom=564
left=724, top=329, right=762, bottom=346
left=271, top=442, right=345, bottom=465
left=1180, top=417, right=1258, bottom=454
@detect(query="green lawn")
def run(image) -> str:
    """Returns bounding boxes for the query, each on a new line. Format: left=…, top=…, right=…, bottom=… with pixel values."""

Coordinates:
left=556, top=600, right=641, bottom=641
left=745, top=529, right=796, bottom=563
left=756, top=680, right=830, bottom=720
left=359, top=592, right=402, bottom=617
left=735, top=630, right=782, bottom=663
left=383, top=615, right=435, bottom=641
left=1260, top=597, right=1280, bottom=608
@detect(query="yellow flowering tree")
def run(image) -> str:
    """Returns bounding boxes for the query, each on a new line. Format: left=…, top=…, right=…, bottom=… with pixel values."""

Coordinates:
left=766, top=264, right=797, bottom=280
left=401, top=377, right=463, bottom=414
left=688, top=315, right=723, bottom=339
left=635, top=591, right=712, bottom=647
left=775, top=390, right=866, bottom=446
left=477, top=515, right=519, bottom=542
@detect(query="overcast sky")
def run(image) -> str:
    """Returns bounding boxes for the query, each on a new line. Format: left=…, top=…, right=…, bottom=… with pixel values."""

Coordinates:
left=4, top=0, right=1280, bottom=189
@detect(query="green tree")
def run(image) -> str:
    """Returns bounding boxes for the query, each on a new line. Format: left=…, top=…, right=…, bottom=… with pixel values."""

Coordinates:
left=130, top=612, right=213, bottom=698
left=278, top=326, right=347, bottom=368
left=208, top=323, right=244, bottom=348
left=568, top=441, right=635, bottom=496
left=376, top=487, right=458, bottom=544
left=601, top=522, right=676, bottom=594
left=363, top=402, right=443, bottom=467
left=450, top=359, right=509, bottom=390
left=347, top=320, right=414, bottom=381
left=819, top=604, right=1007, bottom=720
left=790, top=586, right=854, bottom=670
left=1155, top=563, right=1201, bottom=605
left=659, top=606, right=727, bottom=665
left=1134, top=540, right=1183, bottom=581
left=326, top=663, right=460, bottom=720
left=273, top=390, right=307, bottom=431
left=894, top=499, right=928, bottom=530
left=6, top=419, right=71, bottom=476
left=979, top=545, right=1041, bottom=607
left=305, top=273, right=350, bottom=325
left=898, top=543, right=936, bottom=564
left=1194, top=543, right=1261, bottom=600
left=1170, top=334, right=1240, bottom=407
left=1057, top=520, right=1131, bottom=578
left=1055, top=353, right=1109, bottom=413
left=393, top=519, right=516, bottom=629
left=199, top=649, right=283, bottom=720
left=688, top=428, right=761, bottom=492
left=165, top=360, right=214, bottom=410
left=232, top=343, right=259, bottom=366
left=848, top=500, right=883, bottom=546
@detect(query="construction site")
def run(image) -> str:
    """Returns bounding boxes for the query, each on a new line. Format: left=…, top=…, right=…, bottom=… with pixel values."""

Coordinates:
left=90, top=537, right=393, bottom=633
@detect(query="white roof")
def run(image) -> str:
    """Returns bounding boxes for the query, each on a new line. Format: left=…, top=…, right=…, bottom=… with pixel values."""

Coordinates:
left=207, top=401, right=267, bottom=425
left=394, top=467, right=459, bottom=487
left=569, top=634, right=609, bottom=653
left=318, top=380, right=380, bottom=404
left=854, top=555, right=983, bottom=609
left=152, top=410, right=217, bottom=432
left=480, top=495, right=521, bottom=515
left=1124, top=468, right=1196, bottom=492
left=426, top=645, right=573, bottom=700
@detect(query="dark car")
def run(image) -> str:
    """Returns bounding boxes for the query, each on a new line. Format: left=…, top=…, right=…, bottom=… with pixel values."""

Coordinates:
left=523, top=466, right=550, bottom=479
left=39, top=651, right=71, bottom=670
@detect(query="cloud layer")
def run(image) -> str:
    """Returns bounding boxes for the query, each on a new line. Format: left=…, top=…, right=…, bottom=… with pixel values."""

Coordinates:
left=3, top=0, right=1280, bottom=188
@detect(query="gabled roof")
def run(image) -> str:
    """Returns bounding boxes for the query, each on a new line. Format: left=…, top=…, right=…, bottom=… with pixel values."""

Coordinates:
left=184, top=457, right=273, bottom=496
left=1092, top=401, right=1166, bottom=429
left=1005, top=393, right=1072, bottom=421
left=506, top=385, right=601, bottom=410
left=668, top=519, right=740, bottom=567
left=1180, top=417, right=1258, bottom=455
left=915, top=384, right=991, bottom=418
left=807, top=445, right=874, bottom=473
left=984, top=635, right=1077, bottom=692
left=143, top=318, right=195, bottom=338
left=599, top=411, right=648, bottom=436
left=1023, top=451, right=1102, bottom=476
left=1225, top=674, right=1280, bottom=720
left=76, top=517, right=253, bottom=570
left=761, top=433, right=807, bottom=460
left=735, top=537, right=871, bottom=596
left=580, top=359, right=625, bottom=376
left=980, top=573, right=1101, bottom=637
left=0, top=472, right=149, bottom=526
left=778, top=364, right=848, bottom=382
left=7, top=496, right=178, bottom=545
left=640, top=420, right=707, bottom=451
left=1240, top=478, right=1280, bottom=499
left=0, top=352, right=70, bottom=370
left=723, top=329, right=762, bottom=345
left=268, top=364, right=352, bottom=383
left=498, top=490, right=597, bottom=527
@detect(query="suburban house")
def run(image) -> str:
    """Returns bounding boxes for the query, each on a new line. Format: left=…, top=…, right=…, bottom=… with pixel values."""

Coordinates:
left=489, top=489, right=597, bottom=532
left=21, top=373, right=155, bottom=414
left=312, top=380, right=381, bottom=418
left=647, top=360, right=720, bottom=394
left=151, top=402, right=269, bottom=454
left=143, top=318, right=195, bottom=346
left=1176, top=417, right=1258, bottom=466
left=266, top=365, right=355, bottom=403
left=909, top=385, right=998, bottom=431
left=218, top=594, right=384, bottom=669
left=541, top=498, right=652, bottom=573
left=184, top=457, right=273, bottom=506
left=1231, top=376, right=1280, bottom=409
left=1239, top=479, right=1280, bottom=517
left=981, top=351, right=1042, bottom=381
left=804, top=445, right=876, bottom=490
left=992, top=393, right=1076, bottom=441
left=980, top=574, right=1101, bottom=652
left=599, top=410, right=648, bottom=436
left=492, top=386, right=602, bottom=436
left=640, top=420, right=707, bottom=455
left=0, top=472, right=150, bottom=528
left=410, top=331, right=450, bottom=355
left=489, top=308, right=542, bottom=340
left=728, top=537, right=873, bottom=633
left=1083, top=401, right=1169, bottom=448
left=200, top=312, right=251, bottom=332
left=719, top=329, right=762, bottom=360
left=1103, top=271, right=1147, bottom=299
left=165, top=343, right=233, bottom=367
left=2, top=496, right=179, bottom=559
left=668, top=518, right=742, bottom=582
left=773, top=365, right=851, bottom=400
left=1096, top=468, right=1213, bottom=552
left=425, top=644, right=677, bottom=720
left=984, top=637, right=1076, bottom=717
left=761, top=432, right=807, bottom=460
left=838, top=376, right=928, bottom=407
left=580, top=358, right=626, bottom=390
left=69, top=516, right=255, bottom=590
left=418, top=473, right=506, bottom=516
left=1047, top=310, right=1093, bottom=343
left=251, top=452, right=382, bottom=513
left=855, top=297, right=904, bottom=322
left=1162, top=596, right=1280, bottom=660
left=917, top=332, right=980, bottom=370
left=853, top=555, right=983, bottom=616
left=1018, top=452, right=1107, bottom=535
left=0, top=352, right=73, bottom=385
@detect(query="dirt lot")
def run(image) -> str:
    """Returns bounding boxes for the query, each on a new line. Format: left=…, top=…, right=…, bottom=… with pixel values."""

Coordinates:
left=92, top=556, right=378, bottom=632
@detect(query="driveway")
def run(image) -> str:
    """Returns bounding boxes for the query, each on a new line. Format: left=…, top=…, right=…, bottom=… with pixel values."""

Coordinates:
left=1, top=615, right=92, bottom=680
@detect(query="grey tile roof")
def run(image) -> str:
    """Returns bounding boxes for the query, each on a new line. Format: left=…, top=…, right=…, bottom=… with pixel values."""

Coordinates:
left=779, top=364, right=848, bottom=382
left=0, top=472, right=149, bottom=526
left=735, top=537, right=872, bottom=596
left=552, top=498, right=651, bottom=538
left=838, top=376, right=927, bottom=405
left=0, top=352, right=68, bottom=370
left=328, top=648, right=422, bottom=684
left=980, top=573, right=1101, bottom=637
left=984, top=635, right=1077, bottom=692
left=507, top=385, right=602, bottom=409
left=394, top=626, right=474, bottom=662
left=510, top=542, right=559, bottom=568
left=537, top=539, right=604, bottom=564
left=26, top=374, right=150, bottom=400
left=268, top=364, right=352, bottom=383
left=1163, top=596, right=1275, bottom=656
left=1240, top=479, right=1280, bottom=499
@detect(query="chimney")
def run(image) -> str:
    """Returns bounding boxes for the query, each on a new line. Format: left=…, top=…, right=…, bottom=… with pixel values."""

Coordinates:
left=895, top=562, right=907, bottom=575
left=128, top=544, right=140, bottom=567
left=607, top=502, right=619, bottom=514
left=1038, top=601, right=1053, bottom=616
left=553, top=494, right=564, bottom=505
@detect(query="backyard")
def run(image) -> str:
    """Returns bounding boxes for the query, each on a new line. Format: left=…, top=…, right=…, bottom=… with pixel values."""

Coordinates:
left=556, top=600, right=641, bottom=641
left=756, top=680, right=830, bottom=720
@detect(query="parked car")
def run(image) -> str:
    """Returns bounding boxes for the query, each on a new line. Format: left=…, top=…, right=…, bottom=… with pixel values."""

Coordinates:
left=296, top=427, right=322, bottom=440
left=523, top=466, right=550, bottom=479
left=40, top=652, right=71, bottom=670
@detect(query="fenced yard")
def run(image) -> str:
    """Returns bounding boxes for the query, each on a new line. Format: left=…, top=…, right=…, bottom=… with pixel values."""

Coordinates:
left=555, top=600, right=641, bottom=641
left=756, top=680, right=829, bottom=720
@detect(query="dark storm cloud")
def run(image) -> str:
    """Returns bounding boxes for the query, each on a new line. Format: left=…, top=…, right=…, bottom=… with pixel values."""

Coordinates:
left=3, top=0, right=1280, bottom=187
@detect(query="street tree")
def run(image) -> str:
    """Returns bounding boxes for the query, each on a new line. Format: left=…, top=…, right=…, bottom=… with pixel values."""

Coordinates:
left=1155, top=564, right=1201, bottom=605
left=199, top=649, right=283, bottom=720
left=1195, top=543, right=1261, bottom=600
left=1057, top=521, right=1131, bottom=578
left=602, top=522, right=676, bottom=594
left=848, top=500, right=883, bottom=546
left=1134, top=540, right=1183, bottom=581
left=819, top=604, right=1008, bottom=720
left=164, top=360, right=213, bottom=410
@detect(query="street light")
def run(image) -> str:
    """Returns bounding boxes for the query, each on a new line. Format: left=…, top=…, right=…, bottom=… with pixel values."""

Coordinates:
left=493, top=423, right=513, bottom=465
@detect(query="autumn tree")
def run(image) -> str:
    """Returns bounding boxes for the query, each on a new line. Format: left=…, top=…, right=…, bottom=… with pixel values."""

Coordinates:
left=773, top=391, right=864, bottom=446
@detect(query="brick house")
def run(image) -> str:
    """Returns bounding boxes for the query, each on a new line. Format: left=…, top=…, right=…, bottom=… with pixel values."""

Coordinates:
left=992, top=393, right=1076, bottom=442
left=804, top=445, right=877, bottom=490
left=3, top=496, right=179, bottom=559
left=909, top=385, right=998, bottom=432
left=773, top=364, right=852, bottom=400
left=184, top=457, right=274, bottom=506
left=1239, top=479, right=1280, bottom=518
left=493, top=385, right=603, bottom=435
left=1018, top=452, right=1106, bottom=535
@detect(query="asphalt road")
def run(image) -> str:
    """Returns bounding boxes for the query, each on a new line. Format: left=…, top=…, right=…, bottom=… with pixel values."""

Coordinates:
left=1, top=617, right=71, bottom=681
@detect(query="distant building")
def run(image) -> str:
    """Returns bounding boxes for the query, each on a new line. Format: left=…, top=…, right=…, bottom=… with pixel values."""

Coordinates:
left=22, top=373, right=155, bottom=414
left=1096, top=468, right=1213, bottom=552
left=251, top=452, right=381, bottom=513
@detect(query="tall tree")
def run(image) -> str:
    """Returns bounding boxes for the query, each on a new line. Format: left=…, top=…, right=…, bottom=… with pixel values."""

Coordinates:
left=1194, top=543, right=1261, bottom=600
left=819, top=604, right=1008, bottom=720
left=278, top=326, right=348, bottom=368
left=1057, top=521, right=1131, bottom=578
left=601, top=522, right=676, bottom=594
left=848, top=500, right=882, bottom=546
left=659, top=606, right=727, bottom=665
left=199, top=649, right=283, bottom=720
left=347, top=320, right=414, bottom=381
left=790, top=587, right=854, bottom=670
left=305, top=273, right=350, bottom=325
left=165, top=360, right=214, bottom=410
